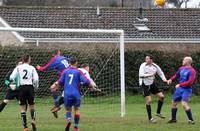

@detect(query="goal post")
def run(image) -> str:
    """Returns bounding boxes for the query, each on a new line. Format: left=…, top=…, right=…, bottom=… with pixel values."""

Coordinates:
left=0, top=27, right=125, bottom=117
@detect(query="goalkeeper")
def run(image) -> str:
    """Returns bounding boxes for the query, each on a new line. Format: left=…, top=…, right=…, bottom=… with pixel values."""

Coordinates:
left=51, top=64, right=98, bottom=115
left=36, top=49, right=70, bottom=117
left=0, top=62, right=22, bottom=112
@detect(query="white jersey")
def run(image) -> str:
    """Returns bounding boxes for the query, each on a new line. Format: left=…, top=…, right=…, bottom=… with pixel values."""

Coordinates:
left=10, top=63, right=39, bottom=88
left=78, top=68, right=97, bottom=87
left=139, top=62, right=166, bottom=86
left=78, top=68, right=91, bottom=79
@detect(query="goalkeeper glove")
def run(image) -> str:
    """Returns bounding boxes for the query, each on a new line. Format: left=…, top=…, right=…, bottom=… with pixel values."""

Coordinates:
left=4, top=80, right=10, bottom=87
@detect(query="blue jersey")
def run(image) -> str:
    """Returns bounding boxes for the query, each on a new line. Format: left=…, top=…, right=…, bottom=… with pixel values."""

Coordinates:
left=170, top=66, right=196, bottom=102
left=38, top=55, right=70, bottom=77
left=170, top=66, right=196, bottom=88
left=58, top=67, right=90, bottom=99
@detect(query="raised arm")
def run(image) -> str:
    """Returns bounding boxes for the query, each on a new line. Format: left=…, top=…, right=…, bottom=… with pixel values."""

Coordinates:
left=37, top=56, right=58, bottom=71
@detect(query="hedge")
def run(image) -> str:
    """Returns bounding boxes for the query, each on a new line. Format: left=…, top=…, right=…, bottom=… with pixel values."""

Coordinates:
left=0, top=45, right=200, bottom=98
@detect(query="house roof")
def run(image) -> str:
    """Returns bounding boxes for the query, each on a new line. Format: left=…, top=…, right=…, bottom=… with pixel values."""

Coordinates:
left=0, top=6, right=200, bottom=41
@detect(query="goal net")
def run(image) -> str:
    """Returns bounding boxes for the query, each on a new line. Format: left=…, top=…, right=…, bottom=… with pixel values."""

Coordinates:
left=0, top=27, right=125, bottom=117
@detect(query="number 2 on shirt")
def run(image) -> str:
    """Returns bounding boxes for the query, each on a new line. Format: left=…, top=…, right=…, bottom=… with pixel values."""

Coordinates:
left=69, top=74, right=74, bottom=85
left=23, top=69, right=28, bottom=79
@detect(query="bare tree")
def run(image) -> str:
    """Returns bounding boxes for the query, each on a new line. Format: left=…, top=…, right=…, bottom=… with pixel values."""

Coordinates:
left=168, top=0, right=189, bottom=8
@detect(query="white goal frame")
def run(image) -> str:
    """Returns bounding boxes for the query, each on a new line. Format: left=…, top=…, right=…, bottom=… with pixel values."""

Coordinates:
left=0, top=27, right=125, bottom=117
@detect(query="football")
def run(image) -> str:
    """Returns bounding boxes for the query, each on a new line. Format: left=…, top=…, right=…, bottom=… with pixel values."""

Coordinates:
left=155, top=0, right=165, bottom=7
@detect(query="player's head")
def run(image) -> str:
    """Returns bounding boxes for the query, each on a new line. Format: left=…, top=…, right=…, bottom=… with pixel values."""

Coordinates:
left=22, top=54, right=31, bottom=64
left=81, top=64, right=89, bottom=72
left=52, top=49, right=61, bottom=56
left=145, top=55, right=153, bottom=64
left=70, top=57, right=78, bottom=67
left=182, top=56, right=193, bottom=66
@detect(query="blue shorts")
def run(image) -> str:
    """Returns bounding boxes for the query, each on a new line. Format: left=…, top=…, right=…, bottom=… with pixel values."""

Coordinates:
left=64, top=96, right=80, bottom=109
left=172, top=88, right=192, bottom=102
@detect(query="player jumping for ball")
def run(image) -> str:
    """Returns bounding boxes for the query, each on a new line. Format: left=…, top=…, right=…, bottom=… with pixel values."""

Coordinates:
left=139, top=55, right=167, bottom=123
left=51, top=64, right=98, bottom=117
left=167, top=56, right=196, bottom=124
left=36, top=49, right=70, bottom=117
left=54, top=58, right=97, bottom=131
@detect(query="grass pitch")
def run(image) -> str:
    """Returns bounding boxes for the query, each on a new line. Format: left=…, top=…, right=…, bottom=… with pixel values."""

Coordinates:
left=0, top=95, right=200, bottom=131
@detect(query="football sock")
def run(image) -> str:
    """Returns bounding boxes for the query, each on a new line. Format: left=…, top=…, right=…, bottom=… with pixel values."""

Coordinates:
left=66, top=112, right=71, bottom=122
left=0, top=102, right=7, bottom=112
left=146, top=105, right=152, bottom=120
left=66, top=112, right=71, bottom=129
left=30, top=109, right=36, bottom=121
left=157, top=100, right=163, bottom=114
left=58, top=97, right=64, bottom=106
left=53, top=92, right=59, bottom=107
left=171, top=108, right=177, bottom=120
left=185, top=109, right=193, bottom=121
left=21, top=112, right=27, bottom=128
left=74, top=114, right=80, bottom=129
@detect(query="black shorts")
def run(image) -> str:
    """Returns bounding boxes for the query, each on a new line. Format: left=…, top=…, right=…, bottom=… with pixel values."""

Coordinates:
left=19, top=85, right=35, bottom=105
left=4, top=89, right=19, bottom=100
left=142, top=83, right=161, bottom=97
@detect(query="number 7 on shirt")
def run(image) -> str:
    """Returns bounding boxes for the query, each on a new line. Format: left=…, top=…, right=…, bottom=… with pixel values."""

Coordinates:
left=69, top=74, right=74, bottom=85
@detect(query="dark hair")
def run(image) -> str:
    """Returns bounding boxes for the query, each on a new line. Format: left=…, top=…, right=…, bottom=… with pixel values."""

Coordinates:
left=22, top=54, right=30, bottom=63
left=146, top=54, right=153, bottom=60
left=70, top=57, right=77, bottom=65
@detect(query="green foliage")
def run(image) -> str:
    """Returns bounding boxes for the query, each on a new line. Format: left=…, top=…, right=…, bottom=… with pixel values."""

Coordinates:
left=125, top=49, right=200, bottom=95
left=0, top=46, right=200, bottom=97
left=0, top=45, right=120, bottom=98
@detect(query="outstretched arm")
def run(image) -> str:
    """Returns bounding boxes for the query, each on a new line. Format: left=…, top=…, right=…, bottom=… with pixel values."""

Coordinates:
left=80, top=71, right=100, bottom=91
left=167, top=67, right=181, bottom=85
left=154, top=64, right=167, bottom=82
left=37, top=57, right=57, bottom=71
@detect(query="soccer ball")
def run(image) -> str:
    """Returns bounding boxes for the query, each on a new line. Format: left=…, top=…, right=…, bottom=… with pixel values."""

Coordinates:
left=155, top=0, right=165, bottom=7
